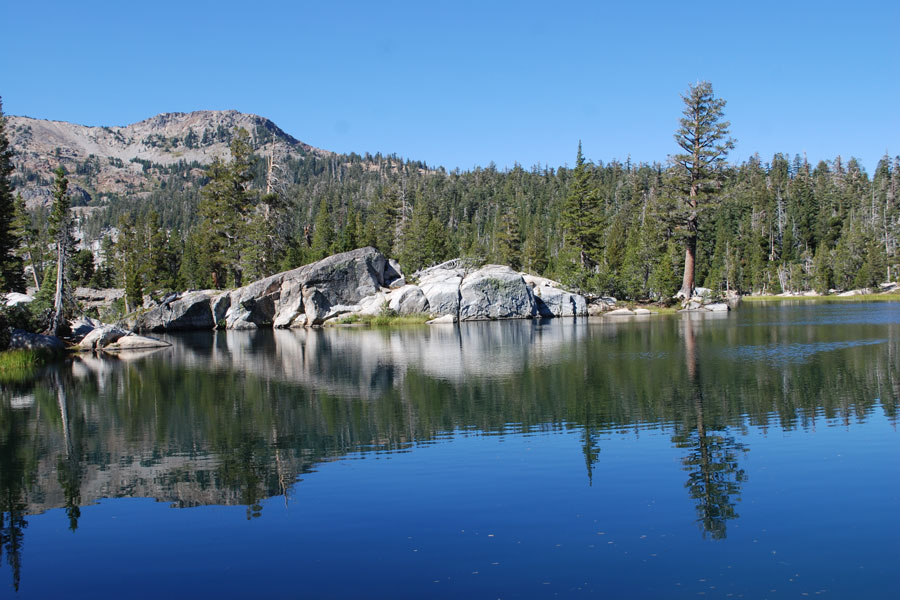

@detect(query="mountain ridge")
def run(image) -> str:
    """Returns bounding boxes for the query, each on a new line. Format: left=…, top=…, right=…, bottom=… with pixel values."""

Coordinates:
left=6, top=109, right=330, bottom=207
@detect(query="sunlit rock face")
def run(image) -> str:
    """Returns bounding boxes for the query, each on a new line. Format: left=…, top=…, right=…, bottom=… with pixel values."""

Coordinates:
left=130, top=290, right=218, bottom=331
left=130, top=248, right=390, bottom=331
left=458, top=265, right=536, bottom=320
left=129, top=250, right=590, bottom=332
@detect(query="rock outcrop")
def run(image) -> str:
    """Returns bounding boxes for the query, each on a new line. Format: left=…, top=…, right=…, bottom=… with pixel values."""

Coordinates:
left=79, top=325, right=129, bottom=350
left=416, top=261, right=466, bottom=317
left=458, top=265, right=535, bottom=320
left=4, top=292, right=34, bottom=307
left=125, top=249, right=590, bottom=332
left=531, top=284, right=588, bottom=318
left=130, top=290, right=219, bottom=331
left=129, top=248, right=392, bottom=332
left=8, top=329, right=66, bottom=352
left=103, top=334, right=172, bottom=351
left=387, top=285, right=429, bottom=315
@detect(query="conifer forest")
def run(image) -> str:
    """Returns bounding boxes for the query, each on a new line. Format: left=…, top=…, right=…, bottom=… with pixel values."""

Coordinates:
left=2, top=85, right=899, bottom=305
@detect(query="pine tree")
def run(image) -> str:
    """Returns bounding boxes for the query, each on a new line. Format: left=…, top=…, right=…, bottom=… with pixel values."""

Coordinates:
left=368, top=186, right=402, bottom=256
left=670, top=81, right=734, bottom=298
left=561, top=142, right=603, bottom=269
left=397, top=200, right=432, bottom=273
left=424, top=216, right=451, bottom=267
left=13, top=193, right=44, bottom=289
left=70, top=249, right=95, bottom=287
left=308, top=199, right=334, bottom=262
left=115, top=215, right=143, bottom=312
left=522, top=224, right=549, bottom=275
left=495, top=209, right=522, bottom=271
left=812, top=242, right=833, bottom=294
left=196, top=128, right=256, bottom=288
left=48, top=167, right=74, bottom=335
left=648, top=242, right=680, bottom=300
left=0, top=97, right=24, bottom=292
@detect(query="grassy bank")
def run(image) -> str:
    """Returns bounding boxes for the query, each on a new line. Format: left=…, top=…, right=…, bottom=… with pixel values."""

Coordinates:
left=0, top=348, right=56, bottom=382
left=743, top=293, right=900, bottom=304
left=626, top=304, right=680, bottom=315
left=331, top=313, right=432, bottom=327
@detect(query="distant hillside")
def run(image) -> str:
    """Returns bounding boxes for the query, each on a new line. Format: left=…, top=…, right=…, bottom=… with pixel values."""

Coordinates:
left=6, top=110, right=327, bottom=208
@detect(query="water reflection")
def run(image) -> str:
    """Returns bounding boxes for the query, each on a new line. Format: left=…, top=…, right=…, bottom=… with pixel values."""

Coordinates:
left=1, top=303, right=900, bottom=590
left=673, top=315, right=747, bottom=539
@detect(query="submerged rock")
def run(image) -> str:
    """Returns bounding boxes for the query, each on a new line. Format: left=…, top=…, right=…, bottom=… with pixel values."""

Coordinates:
left=426, top=314, right=457, bottom=325
left=104, top=334, right=172, bottom=351
left=605, top=308, right=635, bottom=316
left=704, top=303, right=730, bottom=312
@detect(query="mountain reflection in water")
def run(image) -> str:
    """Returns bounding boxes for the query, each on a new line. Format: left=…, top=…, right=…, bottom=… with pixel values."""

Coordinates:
left=1, top=304, right=899, bottom=593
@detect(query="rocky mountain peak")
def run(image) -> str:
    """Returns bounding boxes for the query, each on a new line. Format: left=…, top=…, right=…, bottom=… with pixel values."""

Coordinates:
left=6, top=110, right=326, bottom=207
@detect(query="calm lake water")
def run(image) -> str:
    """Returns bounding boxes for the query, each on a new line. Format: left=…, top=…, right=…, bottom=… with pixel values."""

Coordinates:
left=1, top=303, right=899, bottom=599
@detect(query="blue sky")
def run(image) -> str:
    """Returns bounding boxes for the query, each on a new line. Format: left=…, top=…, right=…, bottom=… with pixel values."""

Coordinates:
left=2, top=1, right=898, bottom=172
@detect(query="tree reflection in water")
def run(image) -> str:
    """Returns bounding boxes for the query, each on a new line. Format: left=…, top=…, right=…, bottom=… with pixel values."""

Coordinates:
left=672, top=314, right=747, bottom=540
left=1, top=306, right=899, bottom=589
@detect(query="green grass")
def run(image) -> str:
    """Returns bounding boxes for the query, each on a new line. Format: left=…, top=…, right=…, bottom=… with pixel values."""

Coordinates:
left=644, top=306, right=680, bottom=314
left=331, top=313, right=432, bottom=327
left=618, top=302, right=680, bottom=315
left=743, top=293, right=900, bottom=304
left=0, top=349, right=55, bottom=382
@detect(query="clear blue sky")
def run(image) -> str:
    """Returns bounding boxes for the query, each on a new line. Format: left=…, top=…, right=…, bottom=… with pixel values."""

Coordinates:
left=2, top=1, right=898, bottom=172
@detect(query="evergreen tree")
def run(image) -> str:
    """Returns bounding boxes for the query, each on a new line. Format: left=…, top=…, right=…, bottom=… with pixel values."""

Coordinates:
left=13, top=194, right=44, bottom=289
left=368, top=186, right=402, bottom=255
left=647, top=242, right=680, bottom=300
left=308, top=199, right=334, bottom=262
left=495, top=209, right=522, bottom=271
left=811, top=244, right=832, bottom=293
left=522, top=224, right=549, bottom=275
left=561, top=142, right=603, bottom=269
left=855, top=235, right=886, bottom=289
left=115, top=215, right=144, bottom=312
left=423, top=216, right=451, bottom=267
left=603, top=213, right=627, bottom=294
left=0, top=97, right=23, bottom=292
left=48, top=167, right=74, bottom=334
left=196, top=129, right=256, bottom=288
left=70, top=248, right=95, bottom=287
left=670, top=81, right=734, bottom=298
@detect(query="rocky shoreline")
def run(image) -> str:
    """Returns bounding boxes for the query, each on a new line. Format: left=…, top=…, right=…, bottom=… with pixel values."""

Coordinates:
left=124, top=247, right=594, bottom=332
left=4, top=247, right=758, bottom=353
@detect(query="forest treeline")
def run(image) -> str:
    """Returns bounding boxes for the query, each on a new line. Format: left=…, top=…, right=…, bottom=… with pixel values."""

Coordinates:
left=88, top=142, right=899, bottom=303
left=3, top=98, right=900, bottom=308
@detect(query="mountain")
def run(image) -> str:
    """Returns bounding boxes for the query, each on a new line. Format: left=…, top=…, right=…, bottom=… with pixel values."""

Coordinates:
left=6, top=110, right=328, bottom=208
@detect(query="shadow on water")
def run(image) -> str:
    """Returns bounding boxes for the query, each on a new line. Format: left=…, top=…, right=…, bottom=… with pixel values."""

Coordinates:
left=1, top=302, right=900, bottom=588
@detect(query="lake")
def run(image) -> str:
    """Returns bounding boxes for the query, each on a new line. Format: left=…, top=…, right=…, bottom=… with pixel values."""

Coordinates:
left=1, top=303, right=899, bottom=599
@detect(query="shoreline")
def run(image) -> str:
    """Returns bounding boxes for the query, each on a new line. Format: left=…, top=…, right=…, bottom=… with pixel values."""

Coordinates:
left=743, top=293, right=900, bottom=304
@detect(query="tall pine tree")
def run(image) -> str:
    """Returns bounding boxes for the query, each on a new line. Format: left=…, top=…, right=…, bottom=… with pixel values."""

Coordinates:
left=670, top=82, right=734, bottom=298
